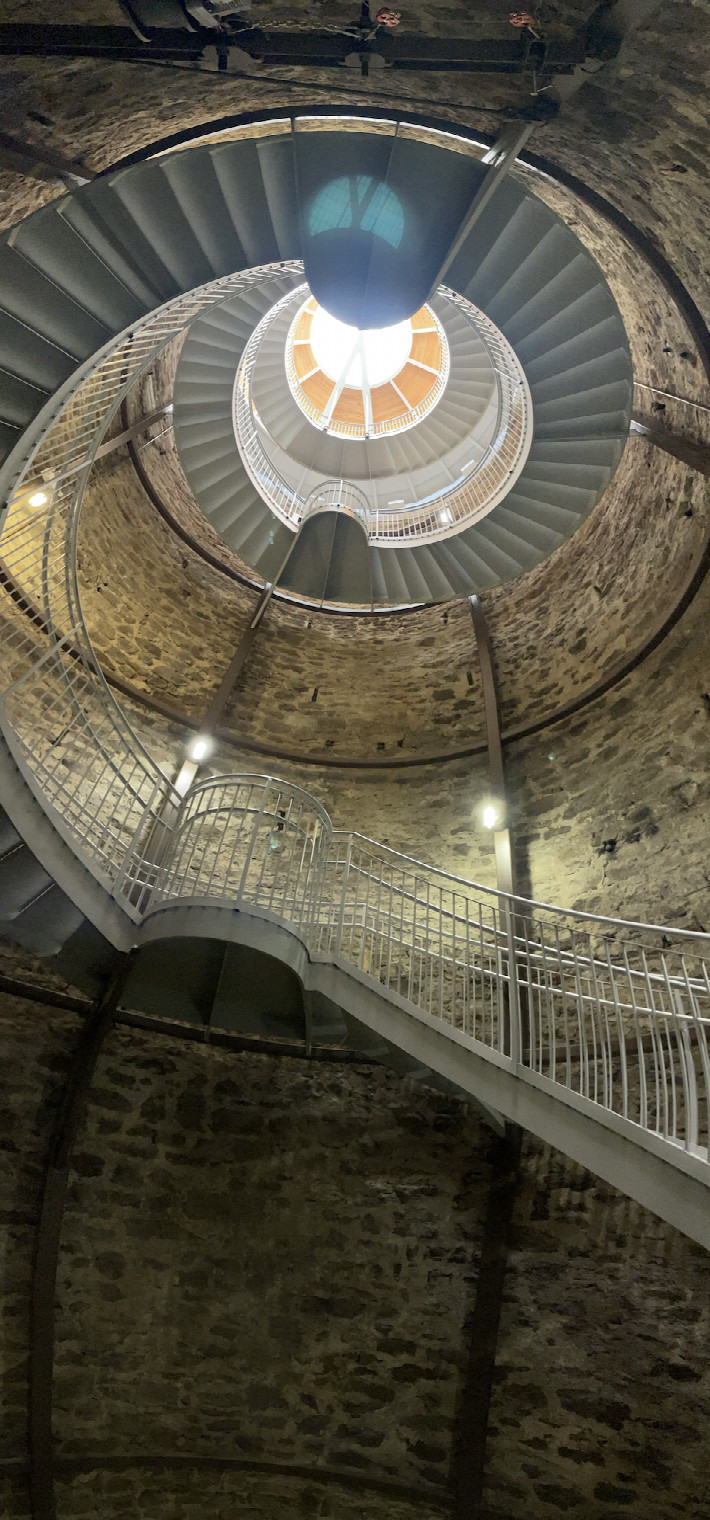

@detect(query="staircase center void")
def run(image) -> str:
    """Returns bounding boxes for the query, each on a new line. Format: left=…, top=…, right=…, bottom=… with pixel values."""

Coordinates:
left=285, top=294, right=450, bottom=440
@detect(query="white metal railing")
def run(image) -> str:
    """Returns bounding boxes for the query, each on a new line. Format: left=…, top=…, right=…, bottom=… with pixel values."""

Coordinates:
left=138, top=795, right=710, bottom=1166
left=234, top=283, right=533, bottom=547
left=284, top=295, right=451, bottom=443
left=0, top=263, right=303, bottom=891
left=0, top=258, right=708, bottom=1195
left=303, top=479, right=372, bottom=525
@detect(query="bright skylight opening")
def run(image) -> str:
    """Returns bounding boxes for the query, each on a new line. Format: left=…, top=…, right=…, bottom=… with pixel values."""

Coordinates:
left=310, top=305, right=412, bottom=389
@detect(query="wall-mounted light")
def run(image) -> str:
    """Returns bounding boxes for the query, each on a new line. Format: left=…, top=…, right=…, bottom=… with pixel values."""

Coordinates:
left=28, top=491, right=48, bottom=508
left=482, top=804, right=499, bottom=829
left=439, top=507, right=453, bottom=526
left=189, top=735, right=212, bottom=762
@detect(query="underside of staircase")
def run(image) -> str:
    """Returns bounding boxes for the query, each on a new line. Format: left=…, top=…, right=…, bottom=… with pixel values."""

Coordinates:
left=0, top=116, right=632, bottom=607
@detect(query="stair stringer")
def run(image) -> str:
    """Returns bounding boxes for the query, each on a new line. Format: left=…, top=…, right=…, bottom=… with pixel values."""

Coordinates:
left=0, top=729, right=135, bottom=955
left=139, top=899, right=710, bottom=1251
left=2, top=727, right=708, bottom=1251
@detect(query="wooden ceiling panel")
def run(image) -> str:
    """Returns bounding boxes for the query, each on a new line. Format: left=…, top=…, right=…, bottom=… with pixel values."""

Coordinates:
left=302, top=369, right=336, bottom=409
left=410, top=331, right=441, bottom=369
left=332, top=387, right=366, bottom=426
left=395, top=363, right=437, bottom=407
left=293, top=342, right=317, bottom=380
left=371, top=382, right=408, bottom=423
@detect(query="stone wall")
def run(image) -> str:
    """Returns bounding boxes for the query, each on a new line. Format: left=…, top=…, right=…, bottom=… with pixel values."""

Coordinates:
left=0, top=973, right=83, bottom=1503
left=52, top=1024, right=489, bottom=1492
left=482, top=1141, right=710, bottom=1520
left=53, top=1470, right=449, bottom=1520
left=1, top=944, right=709, bottom=1520
left=506, top=568, right=710, bottom=928
left=77, top=453, right=255, bottom=718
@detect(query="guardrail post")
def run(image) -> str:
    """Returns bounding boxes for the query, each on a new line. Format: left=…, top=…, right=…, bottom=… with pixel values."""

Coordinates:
left=236, top=779, right=270, bottom=907
left=504, top=897, right=522, bottom=1067
left=335, top=835, right=353, bottom=960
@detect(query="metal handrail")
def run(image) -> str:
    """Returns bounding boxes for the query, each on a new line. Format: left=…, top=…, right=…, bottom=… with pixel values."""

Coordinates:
left=1, top=266, right=709, bottom=1182
left=234, top=282, right=533, bottom=547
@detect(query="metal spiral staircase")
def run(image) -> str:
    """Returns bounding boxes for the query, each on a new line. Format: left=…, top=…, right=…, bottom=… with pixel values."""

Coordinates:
left=171, top=160, right=632, bottom=606
left=0, top=115, right=631, bottom=607
left=0, top=112, right=707, bottom=1247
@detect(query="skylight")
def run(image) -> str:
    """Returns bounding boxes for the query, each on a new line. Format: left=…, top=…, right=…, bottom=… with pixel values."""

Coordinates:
left=310, top=306, right=413, bottom=390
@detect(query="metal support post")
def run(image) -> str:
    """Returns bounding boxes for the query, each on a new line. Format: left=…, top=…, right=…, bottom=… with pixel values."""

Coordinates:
left=469, top=595, right=516, bottom=898
left=470, top=594, right=525, bottom=1067
left=630, top=417, right=710, bottom=477
left=29, top=954, right=137, bottom=1520
left=451, top=1124, right=522, bottom=1520
left=0, top=128, right=95, bottom=187
left=428, top=122, right=536, bottom=297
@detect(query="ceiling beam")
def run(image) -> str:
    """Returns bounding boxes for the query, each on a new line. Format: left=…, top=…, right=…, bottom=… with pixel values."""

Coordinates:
left=0, top=23, right=583, bottom=76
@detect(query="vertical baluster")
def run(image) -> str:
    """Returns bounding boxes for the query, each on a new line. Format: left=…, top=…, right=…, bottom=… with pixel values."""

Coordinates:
left=662, top=956, right=696, bottom=1150
left=605, top=942, right=629, bottom=1121
left=687, top=961, right=710, bottom=1156
left=336, top=835, right=353, bottom=963
left=623, top=948, right=648, bottom=1132
left=642, top=949, right=668, bottom=1137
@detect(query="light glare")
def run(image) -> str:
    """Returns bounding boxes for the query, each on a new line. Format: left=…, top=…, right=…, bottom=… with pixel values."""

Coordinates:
left=482, top=805, right=498, bottom=829
left=310, top=305, right=412, bottom=388
left=29, top=491, right=48, bottom=508
left=190, top=736, right=210, bottom=762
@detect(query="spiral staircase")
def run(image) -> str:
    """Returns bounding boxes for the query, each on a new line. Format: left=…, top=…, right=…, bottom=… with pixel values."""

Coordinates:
left=0, top=117, right=632, bottom=608
left=171, top=190, right=631, bottom=606
left=0, top=112, right=708, bottom=1246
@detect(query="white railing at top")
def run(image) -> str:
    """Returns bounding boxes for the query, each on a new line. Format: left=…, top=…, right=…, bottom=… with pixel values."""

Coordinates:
left=0, top=259, right=709, bottom=1196
left=234, top=284, right=533, bottom=548
left=303, top=479, right=372, bottom=525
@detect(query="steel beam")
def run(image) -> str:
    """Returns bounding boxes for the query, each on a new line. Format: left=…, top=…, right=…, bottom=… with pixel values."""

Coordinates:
left=451, top=1126, right=521, bottom=1519
left=630, top=417, right=710, bottom=477
left=555, top=0, right=665, bottom=104
left=0, top=24, right=584, bottom=74
left=29, top=956, right=136, bottom=1520
left=430, top=123, right=536, bottom=295
left=94, top=406, right=172, bottom=461
left=0, top=130, right=94, bottom=187
left=469, top=595, right=515, bottom=898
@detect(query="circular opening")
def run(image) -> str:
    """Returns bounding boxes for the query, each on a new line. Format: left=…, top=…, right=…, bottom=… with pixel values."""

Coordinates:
left=310, top=308, right=413, bottom=388
left=286, top=294, right=449, bottom=440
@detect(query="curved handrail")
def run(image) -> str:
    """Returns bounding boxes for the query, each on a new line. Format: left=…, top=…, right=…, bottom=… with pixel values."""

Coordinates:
left=138, top=794, right=710, bottom=1168
left=0, top=262, right=303, bottom=899
left=234, top=282, right=533, bottom=546
left=0, top=254, right=708, bottom=1195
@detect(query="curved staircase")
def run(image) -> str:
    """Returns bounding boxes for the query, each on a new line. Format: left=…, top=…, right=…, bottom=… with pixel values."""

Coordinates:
left=2, top=110, right=707, bottom=1248
left=0, top=114, right=631, bottom=608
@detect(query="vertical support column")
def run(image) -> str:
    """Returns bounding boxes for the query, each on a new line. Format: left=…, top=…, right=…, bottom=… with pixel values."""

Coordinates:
left=29, top=953, right=136, bottom=1520
left=450, top=1125, right=522, bottom=1519
left=175, top=517, right=310, bottom=789
left=469, top=595, right=515, bottom=897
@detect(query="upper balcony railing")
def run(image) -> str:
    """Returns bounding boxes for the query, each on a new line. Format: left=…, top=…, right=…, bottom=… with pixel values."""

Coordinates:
left=0, top=262, right=708, bottom=1211
left=234, top=283, right=533, bottom=548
